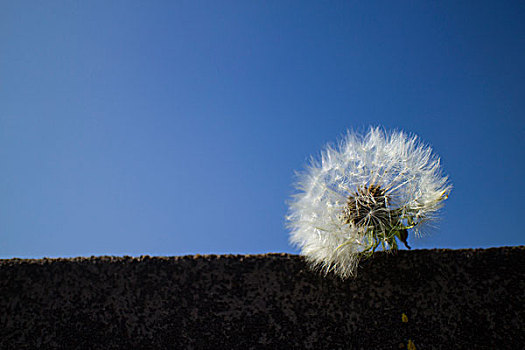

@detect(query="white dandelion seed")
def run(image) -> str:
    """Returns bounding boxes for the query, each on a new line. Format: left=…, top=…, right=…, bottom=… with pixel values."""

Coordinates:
left=286, top=127, right=451, bottom=279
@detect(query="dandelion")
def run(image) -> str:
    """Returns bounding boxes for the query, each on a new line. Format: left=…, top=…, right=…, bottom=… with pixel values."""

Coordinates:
left=286, top=127, right=451, bottom=279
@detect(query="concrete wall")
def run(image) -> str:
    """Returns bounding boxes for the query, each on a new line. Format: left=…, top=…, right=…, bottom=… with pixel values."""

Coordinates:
left=1, top=246, right=524, bottom=349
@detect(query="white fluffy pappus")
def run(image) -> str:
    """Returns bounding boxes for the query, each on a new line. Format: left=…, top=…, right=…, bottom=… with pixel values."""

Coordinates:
left=286, top=127, right=451, bottom=279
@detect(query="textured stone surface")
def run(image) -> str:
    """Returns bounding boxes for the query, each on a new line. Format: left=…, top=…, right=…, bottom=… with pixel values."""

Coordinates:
left=1, top=246, right=524, bottom=349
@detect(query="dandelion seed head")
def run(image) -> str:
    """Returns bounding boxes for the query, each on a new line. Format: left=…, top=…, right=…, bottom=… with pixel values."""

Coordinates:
left=286, top=127, right=451, bottom=279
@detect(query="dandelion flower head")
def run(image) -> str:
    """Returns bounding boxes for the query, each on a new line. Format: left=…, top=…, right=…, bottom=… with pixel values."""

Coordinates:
left=287, top=127, right=451, bottom=279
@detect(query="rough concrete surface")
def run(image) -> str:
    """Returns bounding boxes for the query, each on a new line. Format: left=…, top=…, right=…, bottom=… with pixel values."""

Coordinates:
left=1, top=246, right=524, bottom=349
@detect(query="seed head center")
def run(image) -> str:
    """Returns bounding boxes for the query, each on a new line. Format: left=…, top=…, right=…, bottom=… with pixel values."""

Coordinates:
left=342, top=185, right=390, bottom=228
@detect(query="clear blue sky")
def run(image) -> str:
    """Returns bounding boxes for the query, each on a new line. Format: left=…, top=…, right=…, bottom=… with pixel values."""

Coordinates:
left=1, top=1, right=524, bottom=258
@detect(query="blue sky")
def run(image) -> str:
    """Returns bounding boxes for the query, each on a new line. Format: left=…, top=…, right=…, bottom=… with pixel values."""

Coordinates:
left=1, top=1, right=524, bottom=258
